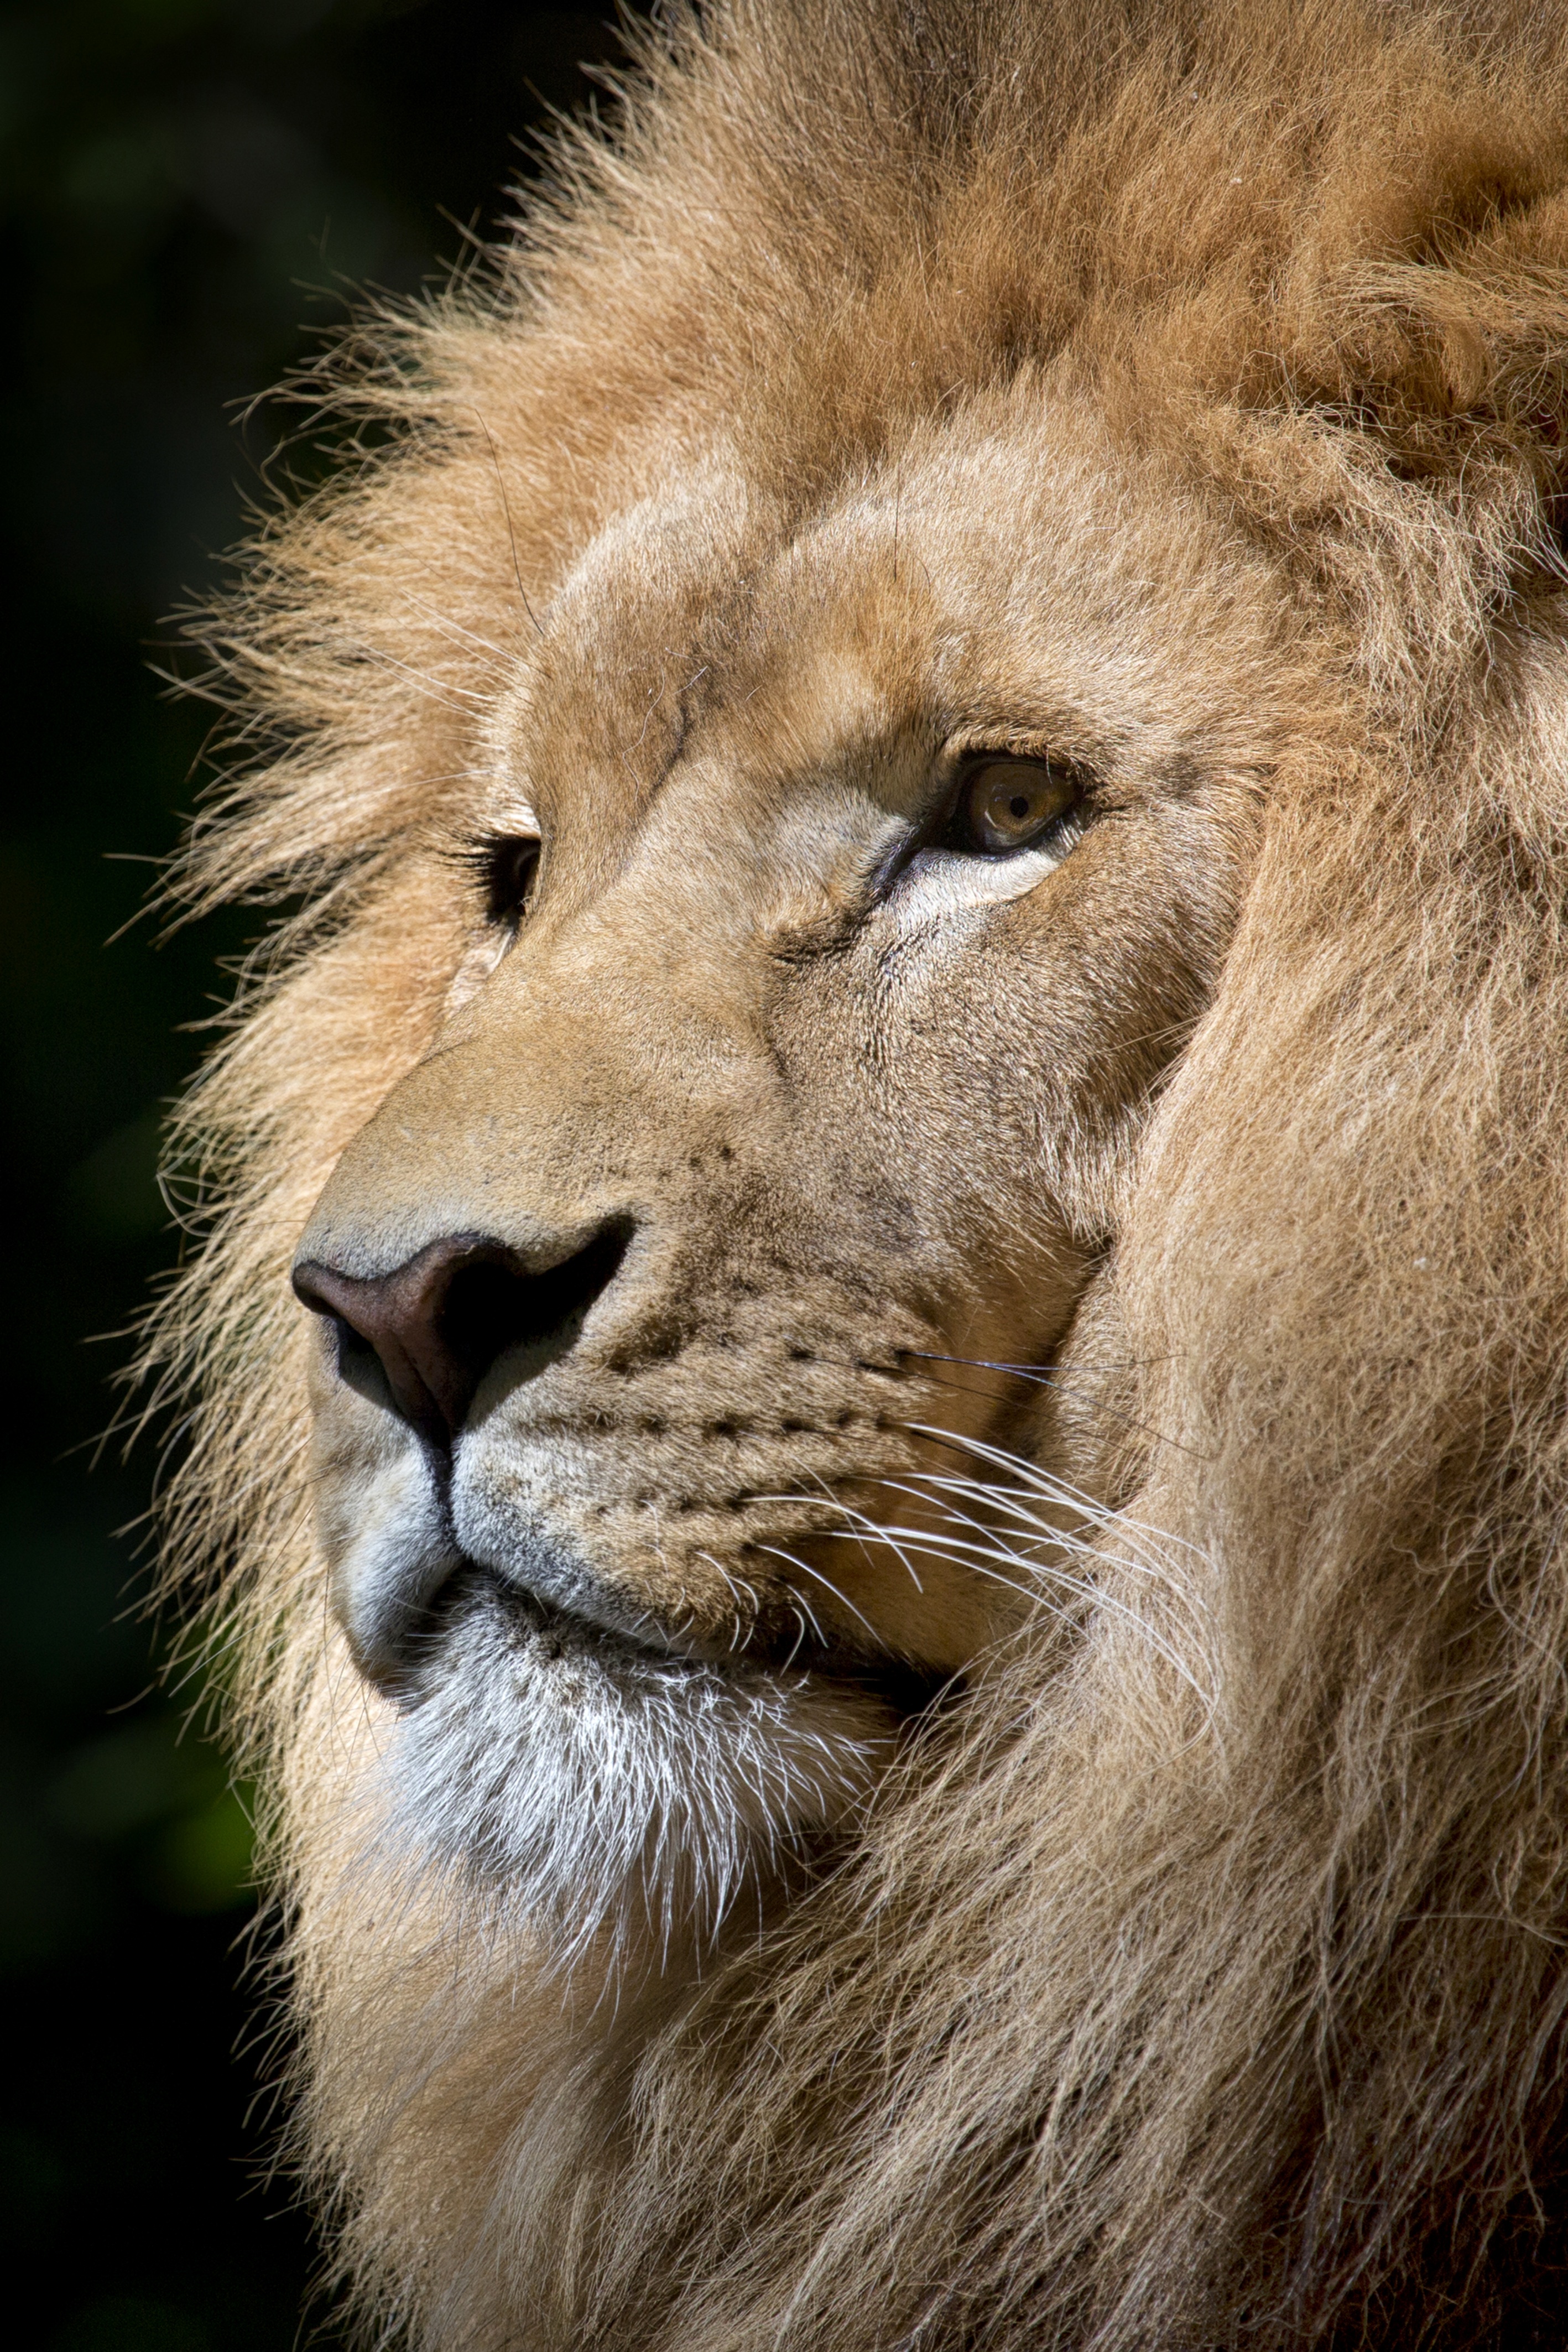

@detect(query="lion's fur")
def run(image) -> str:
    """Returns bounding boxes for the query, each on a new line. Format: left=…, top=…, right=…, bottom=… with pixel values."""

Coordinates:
left=145, top=1, right=1568, bottom=2343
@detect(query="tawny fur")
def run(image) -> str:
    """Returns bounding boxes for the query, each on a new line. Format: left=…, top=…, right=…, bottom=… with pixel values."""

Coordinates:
left=144, top=3, right=1568, bottom=2344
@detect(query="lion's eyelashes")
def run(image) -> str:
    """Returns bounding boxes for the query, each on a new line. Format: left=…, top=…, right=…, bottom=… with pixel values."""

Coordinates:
left=457, top=831, right=543, bottom=929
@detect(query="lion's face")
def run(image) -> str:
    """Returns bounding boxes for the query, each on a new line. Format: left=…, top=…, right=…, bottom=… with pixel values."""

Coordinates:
left=292, top=397, right=1284, bottom=1948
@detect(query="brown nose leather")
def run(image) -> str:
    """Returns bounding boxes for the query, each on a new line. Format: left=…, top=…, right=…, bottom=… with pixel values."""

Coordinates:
left=292, top=1226, right=629, bottom=1445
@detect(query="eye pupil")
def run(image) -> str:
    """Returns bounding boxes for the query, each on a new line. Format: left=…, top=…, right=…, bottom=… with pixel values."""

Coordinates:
left=1009, top=794, right=1030, bottom=819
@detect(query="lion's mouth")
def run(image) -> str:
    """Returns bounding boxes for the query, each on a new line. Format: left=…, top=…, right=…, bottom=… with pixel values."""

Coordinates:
left=317, top=1392, right=963, bottom=1955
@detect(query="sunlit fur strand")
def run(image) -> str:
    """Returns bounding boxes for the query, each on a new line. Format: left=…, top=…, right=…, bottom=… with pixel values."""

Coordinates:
left=135, top=2, right=1568, bottom=2345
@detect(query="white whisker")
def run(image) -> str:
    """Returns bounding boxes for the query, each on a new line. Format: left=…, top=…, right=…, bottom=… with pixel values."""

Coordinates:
left=804, top=1469, right=925, bottom=1593
left=749, top=1543, right=884, bottom=1648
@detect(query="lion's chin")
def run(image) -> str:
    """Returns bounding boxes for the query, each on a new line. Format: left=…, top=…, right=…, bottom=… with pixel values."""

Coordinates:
left=378, top=1570, right=904, bottom=1964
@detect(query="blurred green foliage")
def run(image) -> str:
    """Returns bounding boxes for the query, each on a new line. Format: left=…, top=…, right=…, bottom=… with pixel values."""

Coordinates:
left=0, top=2, right=634, bottom=2341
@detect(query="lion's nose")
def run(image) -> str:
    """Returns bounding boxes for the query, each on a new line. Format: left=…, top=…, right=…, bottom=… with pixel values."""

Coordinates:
left=292, top=1225, right=630, bottom=1445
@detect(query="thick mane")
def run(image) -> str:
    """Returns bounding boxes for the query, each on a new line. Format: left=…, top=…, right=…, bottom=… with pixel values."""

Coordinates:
left=146, top=3, right=1568, bottom=2344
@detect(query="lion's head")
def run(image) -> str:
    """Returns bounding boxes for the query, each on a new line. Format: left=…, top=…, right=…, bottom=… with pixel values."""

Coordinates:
left=155, top=2, right=1568, bottom=2345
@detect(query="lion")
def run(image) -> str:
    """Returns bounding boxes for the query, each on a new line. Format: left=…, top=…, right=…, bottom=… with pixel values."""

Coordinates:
left=146, top=1, right=1568, bottom=2343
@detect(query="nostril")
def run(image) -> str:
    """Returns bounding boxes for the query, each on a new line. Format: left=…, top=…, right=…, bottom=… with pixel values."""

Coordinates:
left=330, top=1313, right=382, bottom=1385
left=439, top=1223, right=629, bottom=1380
left=292, top=1220, right=632, bottom=1445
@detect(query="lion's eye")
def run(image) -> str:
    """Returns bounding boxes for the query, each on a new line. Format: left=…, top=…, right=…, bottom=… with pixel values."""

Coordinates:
left=479, top=835, right=541, bottom=928
left=948, top=757, right=1084, bottom=856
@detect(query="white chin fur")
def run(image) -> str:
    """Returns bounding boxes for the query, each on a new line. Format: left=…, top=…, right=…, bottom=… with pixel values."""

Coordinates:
left=378, top=1576, right=900, bottom=1966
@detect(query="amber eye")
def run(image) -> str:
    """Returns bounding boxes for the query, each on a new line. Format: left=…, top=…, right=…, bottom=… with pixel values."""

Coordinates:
left=479, top=834, right=541, bottom=928
left=950, top=757, right=1084, bottom=855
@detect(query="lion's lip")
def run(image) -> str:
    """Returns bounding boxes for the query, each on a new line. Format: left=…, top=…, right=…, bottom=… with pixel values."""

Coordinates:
left=395, top=1555, right=954, bottom=1721
left=417, top=1558, right=702, bottom=1681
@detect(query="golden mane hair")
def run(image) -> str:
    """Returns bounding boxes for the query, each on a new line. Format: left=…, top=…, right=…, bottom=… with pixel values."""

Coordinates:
left=148, top=2, right=1568, bottom=2342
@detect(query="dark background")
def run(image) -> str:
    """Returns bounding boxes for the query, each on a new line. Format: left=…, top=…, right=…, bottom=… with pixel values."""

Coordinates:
left=1, top=7, right=638, bottom=2344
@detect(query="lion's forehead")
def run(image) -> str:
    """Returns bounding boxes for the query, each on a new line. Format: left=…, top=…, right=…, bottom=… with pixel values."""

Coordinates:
left=493, top=403, right=1294, bottom=867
